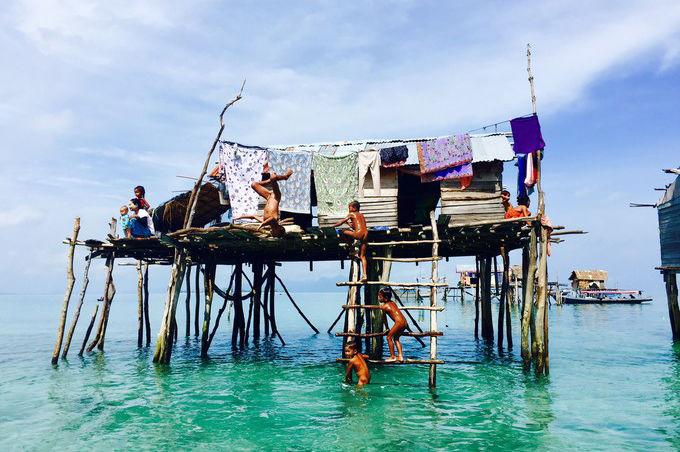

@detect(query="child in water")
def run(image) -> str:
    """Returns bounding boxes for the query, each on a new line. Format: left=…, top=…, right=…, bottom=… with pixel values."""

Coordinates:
left=119, top=205, right=131, bottom=238
left=378, top=288, right=407, bottom=362
left=332, top=201, right=368, bottom=282
left=344, top=342, right=370, bottom=387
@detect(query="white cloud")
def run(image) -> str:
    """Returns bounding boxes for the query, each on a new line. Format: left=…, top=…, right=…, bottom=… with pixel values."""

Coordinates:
left=0, top=207, right=45, bottom=226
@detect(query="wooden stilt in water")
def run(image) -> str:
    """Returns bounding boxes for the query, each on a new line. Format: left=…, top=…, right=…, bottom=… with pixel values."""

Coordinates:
left=52, top=217, right=80, bottom=364
left=194, top=262, right=201, bottom=337
left=200, top=261, right=216, bottom=357
left=371, top=248, right=392, bottom=358
left=474, top=256, right=480, bottom=339
left=137, top=261, right=144, bottom=348
left=207, top=268, right=236, bottom=350
left=428, top=210, right=440, bottom=388
left=342, top=260, right=361, bottom=354
left=521, top=227, right=537, bottom=372
left=143, top=263, right=151, bottom=346
left=480, top=256, right=494, bottom=342
left=502, top=249, right=512, bottom=349
left=253, top=262, right=263, bottom=340
left=664, top=271, right=680, bottom=340
left=62, top=248, right=92, bottom=359
left=535, top=221, right=549, bottom=375
left=152, top=249, right=188, bottom=363
left=263, top=264, right=270, bottom=336
left=184, top=265, right=192, bottom=337
left=87, top=249, right=116, bottom=353
left=232, top=262, right=246, bottom=348
left=268, top=263, right=277, bottom=336
left=497, top=250, right=506, bottom=350
left=78, top=305, right=99, bottom=357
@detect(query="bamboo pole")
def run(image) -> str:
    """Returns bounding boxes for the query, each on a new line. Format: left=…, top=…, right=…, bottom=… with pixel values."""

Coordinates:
left=185, top=265, right=192, bottom=337
left=52, top=217, right=80, bottom=364
left=143, top=263, right=151, bottom=346
left=78, top=305, right=99, bottom=356
left=61, top=248, right=92, bottom=359
left=428, top=210, right=440, bottom=388
left=137, top=261, right=144, bottom=348
left=497, top=251, right=506, bottom=350
left=521, top=228, right=537, bottom=372
left=194, top=262, right=201, bottom=337
left=342, top=260, right=361, bottom=353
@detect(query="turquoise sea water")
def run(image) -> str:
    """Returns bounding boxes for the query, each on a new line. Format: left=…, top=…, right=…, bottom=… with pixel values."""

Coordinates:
left=1, top=290, right=679, bottom=451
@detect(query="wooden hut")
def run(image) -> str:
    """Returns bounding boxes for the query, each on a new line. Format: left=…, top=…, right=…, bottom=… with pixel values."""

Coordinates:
left=568, top=270, right=608, bottom=290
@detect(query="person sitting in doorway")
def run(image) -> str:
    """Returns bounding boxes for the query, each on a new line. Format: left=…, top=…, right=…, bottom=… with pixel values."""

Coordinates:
left=234, top=169, right=293, bottom=238
left=332, top=201, right=368, bottom=282
left=344, top=342, right=370, bottom=388
left=378, top=288, right=407, bottom=362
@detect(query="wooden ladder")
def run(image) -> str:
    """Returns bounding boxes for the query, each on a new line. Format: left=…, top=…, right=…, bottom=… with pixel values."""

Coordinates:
left=336, top=210, right=445, bottom=387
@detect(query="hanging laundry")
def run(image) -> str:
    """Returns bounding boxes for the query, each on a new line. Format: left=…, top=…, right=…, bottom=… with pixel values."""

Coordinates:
left=420, top=162, right=473, bottom=183
left=266, top=149, right=313, bottom=214
left=510, top=113, right=545, bottom=154
left=220, top=142, right=268, bottom=221
left=524, top=151, right=537, bottom=195
left=313, top=152, right=358, bottom=217
left=358, top=150, right=381, bottom=197
left=417, top=134, right=473, bottom=174
left=379, top=145, right=408, bottom=167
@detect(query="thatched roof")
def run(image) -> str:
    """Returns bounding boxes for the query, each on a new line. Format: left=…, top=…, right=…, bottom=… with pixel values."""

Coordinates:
left=152, top=182, right=228, bottom=233
left=569, top=270, right=608, bottom=281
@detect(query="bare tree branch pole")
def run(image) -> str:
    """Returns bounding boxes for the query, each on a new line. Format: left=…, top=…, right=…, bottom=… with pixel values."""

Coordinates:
left=52, top=217, right=80, bottom=364
left=183, top=79, right=246, bottom=229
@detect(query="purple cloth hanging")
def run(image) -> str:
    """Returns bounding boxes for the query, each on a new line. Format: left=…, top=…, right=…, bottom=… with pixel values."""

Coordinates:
left=510, top=114, right=545, bottom=154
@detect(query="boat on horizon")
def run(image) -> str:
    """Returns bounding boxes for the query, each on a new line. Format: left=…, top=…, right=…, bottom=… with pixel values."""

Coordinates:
left=561, top=289, right=652, bottom=305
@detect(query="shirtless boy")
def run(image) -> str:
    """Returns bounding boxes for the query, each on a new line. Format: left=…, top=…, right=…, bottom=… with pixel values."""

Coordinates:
left=332, top=201, right=368, bottom=282
left=344, top=342, right=370, bottom=387
left=234, top=169, right=293, bottom=238
left=378, top=288, right=407, bottom=362
left=500, top=189, right=513, bottom=216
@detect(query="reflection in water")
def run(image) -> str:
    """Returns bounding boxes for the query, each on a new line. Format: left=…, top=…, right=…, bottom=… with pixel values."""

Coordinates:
left=663, top=342, right=680, bottom=448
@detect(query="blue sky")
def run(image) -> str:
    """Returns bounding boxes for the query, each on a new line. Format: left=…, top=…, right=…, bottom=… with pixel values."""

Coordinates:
left=1, top=1, right=679, bottom=295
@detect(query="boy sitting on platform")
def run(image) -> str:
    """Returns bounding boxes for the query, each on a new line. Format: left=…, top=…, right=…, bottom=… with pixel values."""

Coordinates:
left=332, top=201, right=368, bottom=282
left=378, top=288, right=407, bottom=362
left=344, top=342, right=370, bottom=387
left=234, top=169, right=293, bottom=238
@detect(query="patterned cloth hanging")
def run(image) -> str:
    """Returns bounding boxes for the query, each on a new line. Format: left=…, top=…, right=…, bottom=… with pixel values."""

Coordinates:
left=266, top=149, right=313, bottom=214
left=312, top=152, right=358, bottom=217
left=220, top=142, right=268, bottom=221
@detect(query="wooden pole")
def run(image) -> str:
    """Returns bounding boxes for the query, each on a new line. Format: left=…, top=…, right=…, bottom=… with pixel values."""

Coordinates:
left=184, top=265, right=192, bottom=337
left=137, top=261, right=144, bottom=347
left=201, top=261, right=216, bottom=357
left=372, top=249, right=392, bottom=358
left=503, top=250, right=513, bottom=349
left=154, top=84, right=245, bottom=364
left=143, top=263, right=151, bottom=346
left=87, top=250, right=116, bottom=352
left=481, top=256, right=494, bottom=342
left=78, top=305, right=99, bottom=356
left=61, top=248, right=92, bottom=359
left=52, top=217, right=80, bottom=364
left=521, top=228, right=537, bottom=372
left=342, top=260, right=361, bottom=353
left=263, top=264, right=270, bottom=336
left=268, top=263, right=277, bottom=336
left=253, top=263, right=263, bottom=340
left=207, top=268, right=236, bottom=350
left=474, top=256, right=480, bottom=339
left=664, top=271, right=680, bottom=340
left=274, top=274, right=319, bottom=334
left=497, top=251, right=506, bottom=349
left=195, top=262, right=201, bottom=337
left=428, top=210, right=440, bottom=388
left=232, top=262, right=245, bottom=348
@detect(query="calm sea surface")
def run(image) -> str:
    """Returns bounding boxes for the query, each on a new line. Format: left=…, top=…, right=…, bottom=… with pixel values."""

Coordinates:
left=1, top=290, right=679, bottom=451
